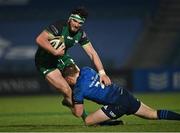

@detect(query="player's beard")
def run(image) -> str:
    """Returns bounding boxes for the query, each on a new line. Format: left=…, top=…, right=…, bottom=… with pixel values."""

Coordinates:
left=68, top=21, right=80, bottom=33
left=70, top=25, right=80, bottom=33
left=72, top=26, right=78, bottom=32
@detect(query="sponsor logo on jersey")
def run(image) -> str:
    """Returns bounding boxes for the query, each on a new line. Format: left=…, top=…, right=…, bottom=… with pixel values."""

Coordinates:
left=58, top=59, right=65, bottom=65
left=67, top=36, right=73, bottom=40
left=43, top=69, right=49, bottom=74
left=89, top=74, right=98, bottom=87
left=67, top=36, right=78, bottom=43
left=103, top=105, right=108, bottom=110
left=109, top=111, right=116, bottom=118
left=120, top=88, right=123, bottom=95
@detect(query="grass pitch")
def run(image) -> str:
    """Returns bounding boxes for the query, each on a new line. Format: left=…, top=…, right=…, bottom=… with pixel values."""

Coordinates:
left=0, top=93, right=180, bottom=132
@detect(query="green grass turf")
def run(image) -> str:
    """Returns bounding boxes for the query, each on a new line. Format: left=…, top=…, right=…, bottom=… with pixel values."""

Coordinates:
left=0, top=93, right=180, bottom=132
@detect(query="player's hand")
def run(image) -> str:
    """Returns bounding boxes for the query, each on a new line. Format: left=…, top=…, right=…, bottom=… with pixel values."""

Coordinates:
left=53, top=44, right=66, bottom=56
left=100, top=74, right=111, bottom=86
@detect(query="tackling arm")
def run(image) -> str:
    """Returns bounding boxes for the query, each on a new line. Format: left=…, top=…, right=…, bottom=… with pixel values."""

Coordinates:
left=61, top=98, right=85, bottom=117
left=62, top=99, right=110, bottom=126
left=73, top=103, right=110, bottom=126
left=82, top=43, right=111, bottom=85
left=82, top=42, right=104, bottom=72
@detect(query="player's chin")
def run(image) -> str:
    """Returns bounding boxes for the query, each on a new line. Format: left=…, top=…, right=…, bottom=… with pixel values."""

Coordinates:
left=71, top=27, right=79, bottom=32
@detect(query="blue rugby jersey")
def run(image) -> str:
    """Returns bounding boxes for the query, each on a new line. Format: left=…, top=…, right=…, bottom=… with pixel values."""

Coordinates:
left=73, top=67, right=124, bottom=105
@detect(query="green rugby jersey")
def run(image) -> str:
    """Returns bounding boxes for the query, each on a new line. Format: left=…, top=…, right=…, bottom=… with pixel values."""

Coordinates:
left=37, top=20, right=90, bottom=56
left=35, top=20, right=90, bottom=75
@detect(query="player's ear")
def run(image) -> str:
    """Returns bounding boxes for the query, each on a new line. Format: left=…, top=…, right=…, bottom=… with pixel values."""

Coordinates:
left=64, top=77, right=70, bottom=83
left=65, top=76, right=73, bottom=85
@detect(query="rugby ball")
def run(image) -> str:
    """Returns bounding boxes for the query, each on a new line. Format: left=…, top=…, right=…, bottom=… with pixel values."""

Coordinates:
left=49, top=37, right=65, bottom=49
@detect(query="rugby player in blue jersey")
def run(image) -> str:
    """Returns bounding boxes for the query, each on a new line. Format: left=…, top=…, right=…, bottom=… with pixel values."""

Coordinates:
left=62, top=64, right=180, bottom=126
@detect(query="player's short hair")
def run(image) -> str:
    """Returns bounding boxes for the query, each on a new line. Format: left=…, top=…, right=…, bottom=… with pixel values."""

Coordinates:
left=70, top=6, right=88, bottom=19
left=62, top=64, right=79, bottom=78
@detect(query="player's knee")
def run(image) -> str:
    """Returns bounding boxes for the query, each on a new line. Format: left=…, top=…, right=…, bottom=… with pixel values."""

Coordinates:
left=135, top=103, right=158, bottom=120
left=145, top=110, right=158, bottom=120
left=150, top=110, right=158, bottom=119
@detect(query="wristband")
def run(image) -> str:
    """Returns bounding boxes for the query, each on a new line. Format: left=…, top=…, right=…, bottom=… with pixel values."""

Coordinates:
left=99, top=69, right=106, bottom=75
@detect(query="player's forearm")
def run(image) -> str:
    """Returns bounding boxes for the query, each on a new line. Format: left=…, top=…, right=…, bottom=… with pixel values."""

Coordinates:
left=72, top=105, right=96, bottom=126
left=91, top=51, right=106, bottom=74
left=83, top=43, right=106, bottom=74
left=36, top=37, right=56, bottom=54
left=36, top=31, right=57, bottom=55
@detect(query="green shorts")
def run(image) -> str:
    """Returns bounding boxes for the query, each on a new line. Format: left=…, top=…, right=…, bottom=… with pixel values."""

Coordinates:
left=35, top=50, right=76, bottom=77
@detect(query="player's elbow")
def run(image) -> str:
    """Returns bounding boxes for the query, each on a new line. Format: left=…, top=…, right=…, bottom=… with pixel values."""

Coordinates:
left=35, top=35, right=42, bottom=45
left=35, top=32, right=47, bottom=45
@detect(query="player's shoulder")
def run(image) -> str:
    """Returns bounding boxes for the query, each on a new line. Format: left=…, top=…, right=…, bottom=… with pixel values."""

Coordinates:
left=45, top=20, right=66, bottom=34
left=77, top=67, right=96, bottom=89
left=80, top=67, right=96, bottom=74
left=79, top=67, right=97, bottom=80
left=77, top=67, right=94, bottom=87
left=76, top=67, right=91, bottom=88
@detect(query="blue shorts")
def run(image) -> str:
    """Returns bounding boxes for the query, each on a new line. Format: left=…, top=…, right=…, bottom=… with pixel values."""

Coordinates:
left=101, top=89, right=141, bottom=119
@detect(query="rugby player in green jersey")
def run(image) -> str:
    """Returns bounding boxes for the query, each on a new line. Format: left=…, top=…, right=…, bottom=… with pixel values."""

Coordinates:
left=35, top=7, right=111, bottom=105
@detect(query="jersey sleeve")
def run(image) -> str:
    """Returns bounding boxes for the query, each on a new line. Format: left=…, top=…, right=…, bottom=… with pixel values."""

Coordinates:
left=45, top=21, right=65, bottom=36
left=73, top=85, right=84, bottom=104
left=79, top=30, right=90, bottom=46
